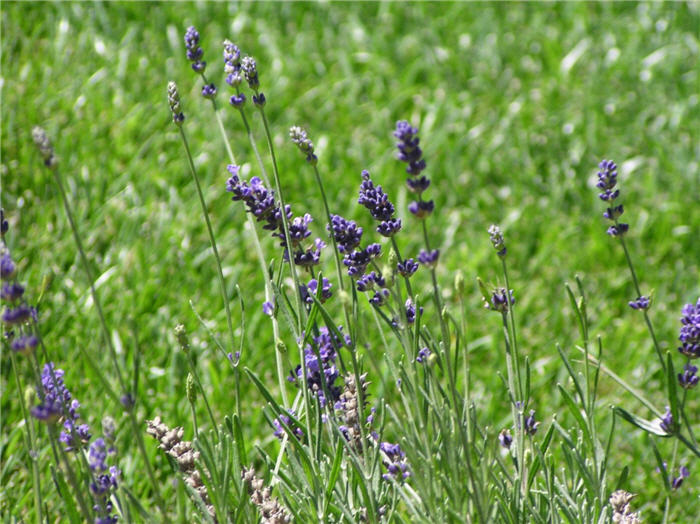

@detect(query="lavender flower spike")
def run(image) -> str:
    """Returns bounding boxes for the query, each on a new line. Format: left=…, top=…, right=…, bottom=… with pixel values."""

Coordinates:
left=358, top=170, right=402, bottom=237
left=488, top=224, right=507, bottom=257
left=290, top=126, right=318, bottom=165
left=678, top=298, right=700, bottom=359
left=184, top=26, right=206, bottom=73
left=595, top=159, right=629, bottom=237
left=223, top=39, right=242, bottom=87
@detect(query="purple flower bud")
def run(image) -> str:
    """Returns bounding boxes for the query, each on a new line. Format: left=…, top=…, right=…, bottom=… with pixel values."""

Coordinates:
left=418, top=249, right=439, bottom=268
left=671, top=465, right=689, bottom=490
left=628, top=296, right=650, bottom=310
left=229, top=93, right=246, bottom=107
left=408, top=200, right=434, bottom=219
left=498, top=429, right=513, bottom=449
left=659, top=406, right=674, bottom=434
left=201, top=83, right=217, bottom=99
left=397, top=258, right=419, bottom=278
left=606, top=223, right=629, bottom=237
left=416, top=346, right=431, bottom=363
left=678, top=363, right=699, bottom=389
left=524, top=410, right=540, bottom=436
left=262, top=301, right=274, bottom=316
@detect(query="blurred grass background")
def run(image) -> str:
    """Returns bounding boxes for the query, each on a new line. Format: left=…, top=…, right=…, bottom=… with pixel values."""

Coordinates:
left=2, top=1, right=698, bottom=520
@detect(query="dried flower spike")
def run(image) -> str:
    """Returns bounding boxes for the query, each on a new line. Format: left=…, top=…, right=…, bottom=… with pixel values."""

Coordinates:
left=167, top=81, right=185, bottom=126
left=242, top=467, right=291, bottom=524
left=146, top=417, right=215, bottom=519
left=31, top=127, right=58, bottom=169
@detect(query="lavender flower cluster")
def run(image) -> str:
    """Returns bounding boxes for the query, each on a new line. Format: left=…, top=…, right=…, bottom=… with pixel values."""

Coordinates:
left=1, top=244, right=38, bottom=354
left=287, top=327, right=346, bottom=408
left=225, top=165, right=325, bottom=268
left=596, top=159, right=628, bottom=238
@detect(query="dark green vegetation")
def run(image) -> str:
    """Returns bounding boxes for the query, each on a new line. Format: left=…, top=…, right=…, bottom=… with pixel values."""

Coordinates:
left=2, top=1, right=698, bottom=521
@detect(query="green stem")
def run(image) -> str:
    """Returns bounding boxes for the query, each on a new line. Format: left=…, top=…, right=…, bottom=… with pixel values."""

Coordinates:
left=178, top=126, right=237, bottom=388
left=204, top=93, right=289, bottom=408
left=617, top=233, right=665, bottom=372
left=9, top=350, right=43, bottom=522
left=186, top=355, right=219, bottom=437
left=257, top=106, right=306, bottom=326
left=501, top=258, right=524, bottom=401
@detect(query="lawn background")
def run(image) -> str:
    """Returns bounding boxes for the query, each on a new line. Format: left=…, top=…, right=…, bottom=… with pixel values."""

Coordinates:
left=1, top=1, right=698, bottom=520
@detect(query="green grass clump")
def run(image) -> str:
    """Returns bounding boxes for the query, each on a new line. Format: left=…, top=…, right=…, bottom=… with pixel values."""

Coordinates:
left=1, top=2, right=698, bottom=522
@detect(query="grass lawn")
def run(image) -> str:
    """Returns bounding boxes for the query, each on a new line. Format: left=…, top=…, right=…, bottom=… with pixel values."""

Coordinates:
left=1, top=1, right=698, bottom=521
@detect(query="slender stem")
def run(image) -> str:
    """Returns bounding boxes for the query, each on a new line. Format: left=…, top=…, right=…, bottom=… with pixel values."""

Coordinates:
left=178, top=127, right=237, bottom=403
left=501, top=258, right=524, bottom=401
left=257, top=107, right=305, bottom=322
left=50, top=166, right=167, bottom=515
left=9, top=351, right=43, bottom=522
left=617, top=234, right=665, bottom=372
left=204, top=93, right=289, bottom=408
left=186, top=355, right=219, bottom=436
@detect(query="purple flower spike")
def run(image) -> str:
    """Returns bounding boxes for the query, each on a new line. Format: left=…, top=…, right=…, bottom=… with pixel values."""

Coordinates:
left=184, top=26, right=206, bottom=73
left=380, top=441, right=411, bottom=481
left=678, top=298, right=700, bottom=359
left=241, top=56, right=260, bottom=90
left=223, top=39, right=242, bottom=87
left=394, top=121, right=426, bottom=176
left=596, top=160, right=619, bottom=201
left=678, top=363, right=699, bottom=389
left=328, top=214, right=363, bottom=254
left=0, top=253, right=16, bottom=280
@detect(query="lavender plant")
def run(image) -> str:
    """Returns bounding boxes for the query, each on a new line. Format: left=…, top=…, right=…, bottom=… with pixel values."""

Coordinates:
left=8, top=19, right=698, bottom=524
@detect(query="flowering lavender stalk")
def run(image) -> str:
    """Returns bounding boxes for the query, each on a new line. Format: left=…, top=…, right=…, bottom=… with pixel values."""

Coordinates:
left=593, top=159, right=664, bottom=371
left=1, top=248, right=38, bottom=355
left=287, top=327, right=346, bottom=408
left=31, top=363, right=93, bottom=452
left=225, top=167, right=325, bottom=270
left=184, top=26, right=206, bottom=73
left=379, top=441, right=411, bottom=481
left=88, top=437, right=120, bottom=523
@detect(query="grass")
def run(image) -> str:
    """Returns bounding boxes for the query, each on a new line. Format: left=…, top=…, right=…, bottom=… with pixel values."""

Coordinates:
left=1, top=1, right=698, bottom=521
